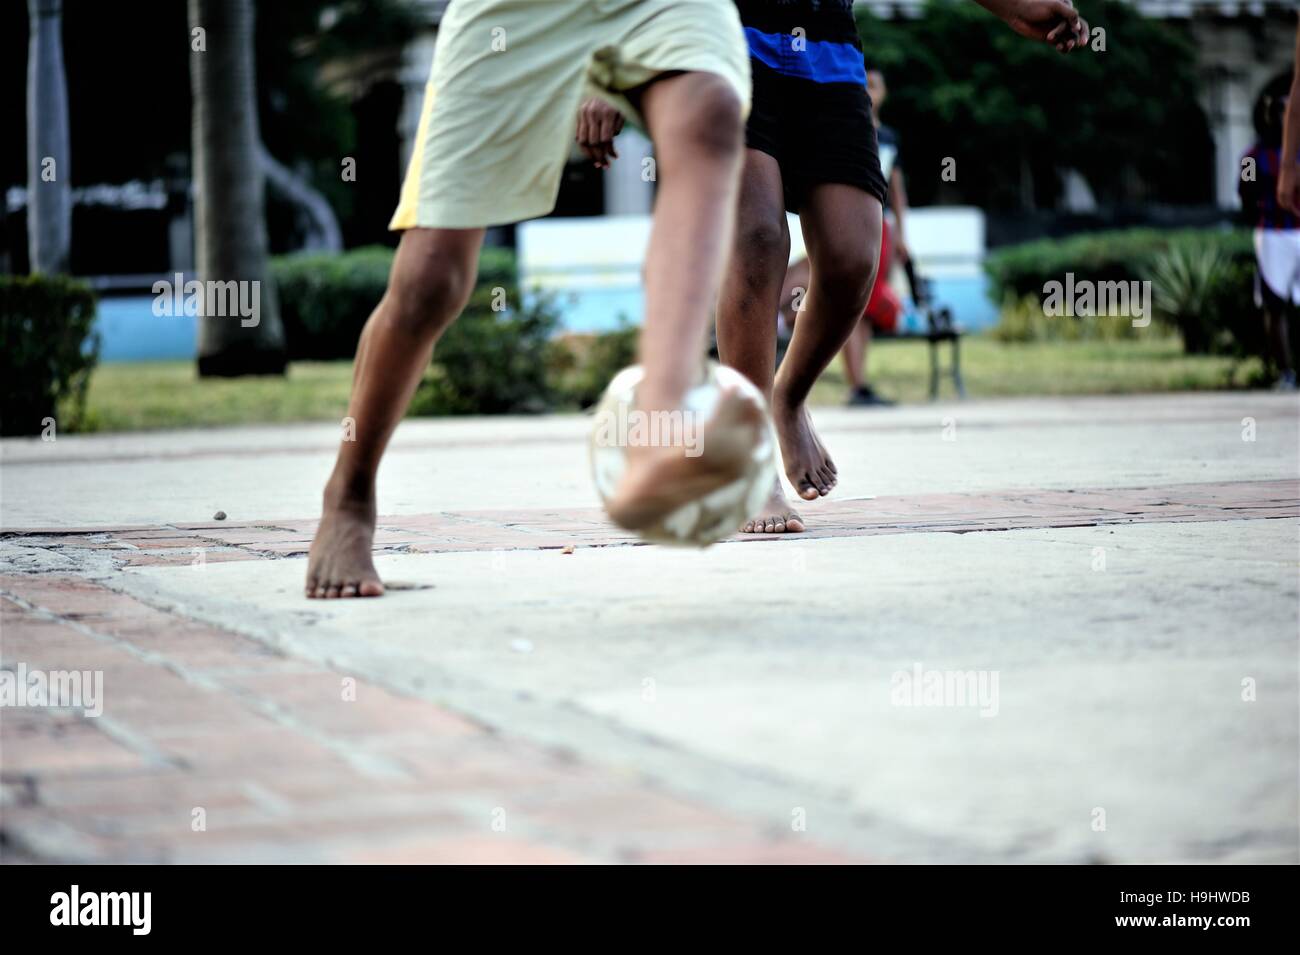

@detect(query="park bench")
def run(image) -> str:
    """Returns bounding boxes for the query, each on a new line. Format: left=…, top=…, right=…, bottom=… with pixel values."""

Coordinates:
left=883, top=258, right=966, bottom=400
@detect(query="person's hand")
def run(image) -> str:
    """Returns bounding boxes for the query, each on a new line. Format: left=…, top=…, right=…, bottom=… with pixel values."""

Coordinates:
left=1279, top=162, right=1300, bottom=216
left=576, top=97, right=625, bottom=169
left=1003, top=0, right=1089, bottom=52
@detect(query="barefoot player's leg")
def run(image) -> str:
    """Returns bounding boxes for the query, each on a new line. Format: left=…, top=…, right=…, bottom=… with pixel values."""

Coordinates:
left=716, top=152, right=805, bottom=533
left=584, top=0, right=764, bottom=531
left=308, top=0, right=607, bottom=596
left=307, top=228, right=481, bottom=599
left=601, top=70, right=766, bottom=530
left=717, top=0, right=887, bottom=508
left=841, top=314, right=869, bottom=395
left=776, top=184, right=882, bottom=501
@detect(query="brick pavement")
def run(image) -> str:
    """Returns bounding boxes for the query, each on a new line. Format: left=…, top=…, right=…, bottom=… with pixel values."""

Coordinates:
left=1, top=477, right=1296, bottom=863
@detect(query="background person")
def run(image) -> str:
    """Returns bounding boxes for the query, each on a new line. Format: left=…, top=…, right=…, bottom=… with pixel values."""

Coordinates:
left=1241, top=75, right=1299, bottom=391
left=840, top=68, right=908, bottom=407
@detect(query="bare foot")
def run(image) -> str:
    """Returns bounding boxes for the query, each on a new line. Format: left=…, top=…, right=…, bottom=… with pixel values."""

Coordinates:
left=605, top=387, right=766, bottom=531
left=306, top=488, right=384, bottom=599
left=741, top=480, right=805, bottom=533
left=772, top=392, right=837, bottom=501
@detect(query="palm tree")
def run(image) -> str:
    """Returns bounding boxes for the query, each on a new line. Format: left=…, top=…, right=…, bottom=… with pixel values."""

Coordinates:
left=189, top=0, right=286, bottom=376
left=26, top=0, right=71, bottom=275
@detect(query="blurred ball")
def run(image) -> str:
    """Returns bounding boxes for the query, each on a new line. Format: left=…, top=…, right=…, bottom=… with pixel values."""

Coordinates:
left=590, top=362, right=775, bottom=547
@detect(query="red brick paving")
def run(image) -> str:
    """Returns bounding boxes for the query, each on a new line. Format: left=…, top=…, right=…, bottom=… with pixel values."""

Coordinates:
left=4, top=479, right=1295, bottom=566
left=0, top=576, right=851, bottom=863
left=1, top=477, right=1295, bottom=863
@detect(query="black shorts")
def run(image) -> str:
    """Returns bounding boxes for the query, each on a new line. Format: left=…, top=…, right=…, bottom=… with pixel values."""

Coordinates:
left=738, top=0, right=887, bottom=212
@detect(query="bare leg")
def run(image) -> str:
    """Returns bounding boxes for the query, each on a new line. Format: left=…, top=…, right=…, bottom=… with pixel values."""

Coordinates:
left=774, top=184, right=882, bottom=500
left=306, top=227, right=483, bottom=598
left=716, top=149, right=805, bottom=533
left=1264, top=301, right=1295, bottom=384
left=604, top=71, right=767, bottom=531
left=841, top=316, right=869, bottom=394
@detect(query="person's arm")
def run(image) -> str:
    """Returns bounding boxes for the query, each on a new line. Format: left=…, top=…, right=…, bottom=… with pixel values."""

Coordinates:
left=1278, top=20, right=1300, bottom=215
left=576, top=97, right=625, bottom=170
left=973, top=0, right=1089, bottom=51
left=889, top=166, right=910, bottom=264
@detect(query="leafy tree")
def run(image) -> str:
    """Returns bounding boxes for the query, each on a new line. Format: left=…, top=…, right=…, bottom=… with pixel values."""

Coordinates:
left=857, top=1, right=1212, bottom=210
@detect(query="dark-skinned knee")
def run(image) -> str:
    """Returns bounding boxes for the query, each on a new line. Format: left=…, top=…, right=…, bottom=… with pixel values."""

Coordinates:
left=385, top=258, right=475, bottom=337
left=738, top=216, right=790, bottom=283
left=817, top=241, right=879, bottom=314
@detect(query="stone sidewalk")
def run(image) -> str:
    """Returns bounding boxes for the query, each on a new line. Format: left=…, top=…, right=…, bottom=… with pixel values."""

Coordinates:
left=2, top=392, right=1298, bottom=863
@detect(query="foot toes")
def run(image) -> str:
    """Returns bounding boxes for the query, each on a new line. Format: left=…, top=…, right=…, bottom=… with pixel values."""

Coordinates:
left=324, top=584, right=342, bottom=599
left=340, top=583, right=359, bottom=598
left=772, top=518, right=786, bottom=533
left=785, top=515, right=806, bottom=533
left=359, top=579, right=385, bottom=597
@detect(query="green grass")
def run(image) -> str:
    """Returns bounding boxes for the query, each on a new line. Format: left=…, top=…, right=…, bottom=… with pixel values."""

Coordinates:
left=72, top=337, right=1262, bottom=432
left=808, top=336, right=1262, bottom=406
left=78, top=361, right=356, bottom=432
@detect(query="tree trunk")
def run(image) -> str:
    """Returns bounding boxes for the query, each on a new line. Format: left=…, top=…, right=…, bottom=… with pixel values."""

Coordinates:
left=26, top=0, right=71, bottom=275
left=189, top=0, right=286, bottom=376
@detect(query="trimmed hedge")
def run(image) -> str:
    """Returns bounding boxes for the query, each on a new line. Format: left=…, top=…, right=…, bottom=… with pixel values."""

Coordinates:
left=0, top=275, right=100, bottom=436
left=272, top=245, right=518, bottom=361
left=985, top=228, right=1266, bottom=359
left=985, top=228, right=1253, bottom=302
left=273, top=245, right=580, bottom=414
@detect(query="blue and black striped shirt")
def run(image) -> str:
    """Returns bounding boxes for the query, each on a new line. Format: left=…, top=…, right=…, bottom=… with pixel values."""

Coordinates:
left=735, top=0, right=866, bottom=86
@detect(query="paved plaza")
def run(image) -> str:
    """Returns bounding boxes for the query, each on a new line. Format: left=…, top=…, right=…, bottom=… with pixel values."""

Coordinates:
left=2, top=392, right=1297, bottom=863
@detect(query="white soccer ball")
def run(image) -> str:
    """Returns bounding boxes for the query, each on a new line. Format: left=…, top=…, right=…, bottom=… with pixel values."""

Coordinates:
left=589, top=362, right=775, bottom=547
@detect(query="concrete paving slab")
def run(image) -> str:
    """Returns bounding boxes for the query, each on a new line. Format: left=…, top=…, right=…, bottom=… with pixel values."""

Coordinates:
left=3, top=392, right=1297, bottom=529
left=116, top=516, right=1298, bottom=862
left=3, top=391, right=1297, bottom=863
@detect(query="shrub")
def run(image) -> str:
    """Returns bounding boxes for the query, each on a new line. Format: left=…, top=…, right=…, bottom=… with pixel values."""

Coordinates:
left=0, top=275, right=100, bottom=436
left=1151, top=242, right=1234, bottom=355
left=408, top=286, right=562, bottom=415
left=272, top=245, right=518, bottom=360
left=989, top=293, right=1166, bottom=344
left=987, top=228, right=1259, bottom=357
left=986, top=228, right=1254, bottom=300
left=271, top=246, right=639, bottom=415
left=548, top=321, right=640, bottom=409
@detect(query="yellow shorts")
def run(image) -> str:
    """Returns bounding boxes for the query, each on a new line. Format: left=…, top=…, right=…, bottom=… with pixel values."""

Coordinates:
left=389, top=0, right=751, bottom=230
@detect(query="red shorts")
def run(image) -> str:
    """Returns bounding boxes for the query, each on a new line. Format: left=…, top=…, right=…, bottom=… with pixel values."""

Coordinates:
left=865, top=218, right=902, bottom=334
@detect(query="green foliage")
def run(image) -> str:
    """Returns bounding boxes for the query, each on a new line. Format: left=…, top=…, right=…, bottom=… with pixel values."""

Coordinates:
left=273, top=245, right=560, bottom=415
left=856, top=1, right=1211, bottom=208
left=0, top=275, right=100, bottom=435
left=1152, top=243, right=1232, bottom=354
left=272, top=245, right=518, bottom=360
left=986, top=228, right=1254, bottom=307
left=990, top=294, right=1163, bottom=343
left=987, top=228, right=1261, bottom=359
left=273, top=246, right=392, bottom=360
left=547, top=323, right=641, bottom=409
left=255, top=0, right=421, bottom=234
left=409, top=287, right=562, bottom=416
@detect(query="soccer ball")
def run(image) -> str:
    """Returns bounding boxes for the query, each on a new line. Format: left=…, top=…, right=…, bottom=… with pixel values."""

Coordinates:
left=589, top=362, right=775, bottom=547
